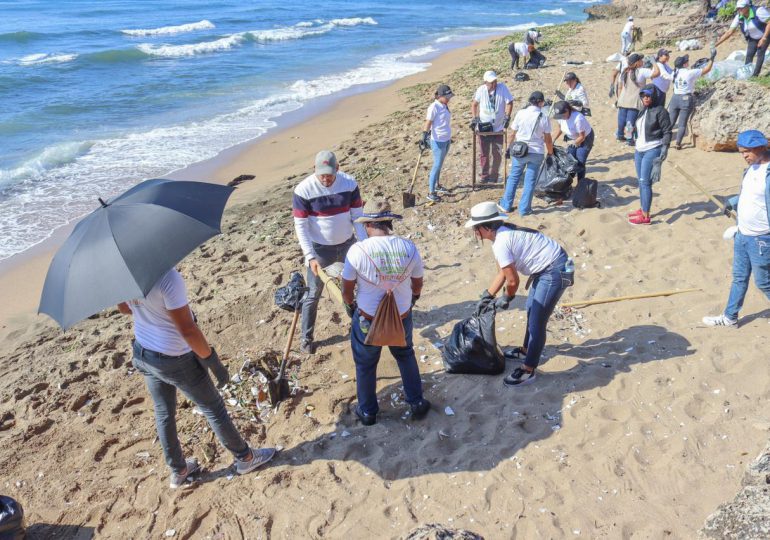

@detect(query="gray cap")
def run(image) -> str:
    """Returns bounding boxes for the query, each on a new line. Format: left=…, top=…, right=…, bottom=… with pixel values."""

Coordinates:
left=314, top=150, right=338, bottom=176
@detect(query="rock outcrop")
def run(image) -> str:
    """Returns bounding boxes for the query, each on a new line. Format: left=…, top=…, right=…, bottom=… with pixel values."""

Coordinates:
left=401, top=523, right=484, bottom=540
left=700, top=442, right=770, bottom=539
left=692, top=78, right=770, bottom=152
left=585, top=0, right=704, bottom=20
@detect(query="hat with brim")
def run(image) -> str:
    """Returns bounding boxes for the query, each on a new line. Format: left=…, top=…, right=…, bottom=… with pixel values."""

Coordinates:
left=737, top=130, right=769, bottom=149
left=464, top=201, right=508, bottom=228
left=563, top=72, right=577, bottom=81
left=483, top=70, right=498, bottom=83
left=674, top=55, right=689, bottom=68
left=355, top=199, right=403, bottom=223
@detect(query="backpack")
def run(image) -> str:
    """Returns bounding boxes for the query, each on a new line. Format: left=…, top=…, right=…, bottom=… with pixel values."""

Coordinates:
left=514, top=71, right=530, bottom=82
left=572, top=178, right=601, bottom=209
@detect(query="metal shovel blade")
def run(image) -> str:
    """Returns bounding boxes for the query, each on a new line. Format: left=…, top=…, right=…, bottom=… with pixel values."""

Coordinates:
left=402, top=191, right=417, bottom=209
left=267, top=377, right=290, bottom=406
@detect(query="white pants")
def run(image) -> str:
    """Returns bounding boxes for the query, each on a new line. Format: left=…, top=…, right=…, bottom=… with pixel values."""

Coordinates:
left=621, top=32, right=633, bottom=54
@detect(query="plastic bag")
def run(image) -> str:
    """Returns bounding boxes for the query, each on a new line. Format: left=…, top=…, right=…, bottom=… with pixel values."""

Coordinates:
left=534, top=146, right=579, bottom=199
left=606, top=52, right=623, bottom=63
left=572, top=178, right=600, bottom=208
left=0, top=496, right=25, bottom=540
left=736, top=64, right=754, bottom=80
left=526, top=50, right=546, bottom=69
left=706, top=60, right=745, bottom=81
left=677, top=39, right=701, bottom=51
left=274, top=271, right=307, bottom=312
left=442, top=298, right=505, bottom=375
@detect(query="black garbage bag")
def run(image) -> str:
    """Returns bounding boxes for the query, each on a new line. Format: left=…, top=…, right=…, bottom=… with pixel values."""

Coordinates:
left=535, top=146, right=579, bottom=199
left=0, top=496, right=25, bottom=540
left=525, top=50, right=546, bottom=69
left=274, top=271, right=307, bottom=312
left=442, top=298, right=505, bottom=375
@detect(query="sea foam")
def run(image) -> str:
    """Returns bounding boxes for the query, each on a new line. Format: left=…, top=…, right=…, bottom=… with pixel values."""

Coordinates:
left=122, top=20, right=216, bottom=37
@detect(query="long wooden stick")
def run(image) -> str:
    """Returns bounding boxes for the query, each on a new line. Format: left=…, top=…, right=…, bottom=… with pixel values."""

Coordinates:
left=406, top=149, right=423, bottom=195
left=317, top=267, right=344, bottom=305
left=472, top=130, right=477, bottom=190
left=562, top=288, right=701, bottom=308
left=672, top=163, right=735, bottom=219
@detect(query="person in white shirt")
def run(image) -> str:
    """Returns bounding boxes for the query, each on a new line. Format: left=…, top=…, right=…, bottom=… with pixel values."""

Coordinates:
left=652, top=49, right=674, bottom=104
left=471, top=70, right=514, bottom=183
left=508, top=41, right=533, bottom=70
left=119, top=269, right=275, bottom=488
left=500, top=91, right=553, bottom=215
left=611, top=52, right=661, bottom=145
left=465, top=201, right=572, bottom=387
left=421, top=84, right=453, bottom=203
left=292, top=150, right=367, bottom=353
left=668, top=53, right=714, bottom=149
left=704, top=130, right=770, bottom=327
left=621, top=16, right=634, bottom=54
left=551, top=101, right=594, bottom=183
left=526, top=28, right=542, bottom=45
left=561, top=72, right=590, bottom=115
left=715, top=0, right=770, bottom=77
left=341, top=199, right=429, bottom=425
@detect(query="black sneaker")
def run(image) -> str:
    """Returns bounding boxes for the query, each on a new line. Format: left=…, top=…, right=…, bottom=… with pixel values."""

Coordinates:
left=503, top=367, right=536, bottom=387
left=410, top=399, right=431, bottom=420
left=355, top=406, right=376, bottom=426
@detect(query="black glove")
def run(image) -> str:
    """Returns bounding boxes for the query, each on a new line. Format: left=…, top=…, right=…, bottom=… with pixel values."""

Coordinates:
left=419, top=131, right=430, bottom=151
left=608, top=84, right=615, bottom=99
left=503, top=115, right=511, bottom=129
left=504, top=147, right=511, bottom=159
left=546, top=155, right=554, bottom=166
left=659, top=148, right=668, bottom=162
left=469, top=116, right=480, bottom=131
left=199, top=348, right=229, bottom=388
left=344, top=301, right=357, bottom=319
left=555, top=90, right=565, bottom=100
left=724, top=201, right=734, bottom=217
left=567, top=144, right=576, bottom=153
left=495, top=294, right=513, bottom=310
left=411, top=294, right=420, bottom=308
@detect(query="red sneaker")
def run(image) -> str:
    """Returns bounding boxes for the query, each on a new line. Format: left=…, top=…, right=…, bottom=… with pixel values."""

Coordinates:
left=628, top=214, right=651, bottom=225
left=627, top=208, right=643, bottom=217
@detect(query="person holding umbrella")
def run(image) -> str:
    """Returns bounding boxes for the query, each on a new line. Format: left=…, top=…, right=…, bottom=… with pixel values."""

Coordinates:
left=420, top=84, right=454, bottom=203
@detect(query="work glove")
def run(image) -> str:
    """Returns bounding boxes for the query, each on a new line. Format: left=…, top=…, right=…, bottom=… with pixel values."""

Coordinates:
left=199, top=348, right=230, bottom=389
left=567, top=143, right=577, bottom=153
left=469, top=116, right=480, bottom=131
left=495, top=294, right=513, bottom=310
left=608, top=84, right=615, bottom=99
left=710, top=47, right=717, bottom=61
left=504, top=147, right=511, bottom=159
left=555, top=90, right=565, bottom=100
left=503, top=115, right=511, bottom=129
left=411, top=294, right=421, bottom=308
left=344, top=301, right=357, bottom=319
left=723, top=201, right=735, bottom=217
left=659, top=148, right=668, bottom=162
left=419, top=131, right=430, bottom=151
left=545, top=155, right=554, bottom=166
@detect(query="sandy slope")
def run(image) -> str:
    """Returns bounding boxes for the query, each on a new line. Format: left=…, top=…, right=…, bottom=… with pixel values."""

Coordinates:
left=1, top=15, right=769, bottom=540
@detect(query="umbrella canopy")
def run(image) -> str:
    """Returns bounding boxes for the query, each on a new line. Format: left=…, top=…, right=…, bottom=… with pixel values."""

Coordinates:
left=39, top=178, right=234, bottom=330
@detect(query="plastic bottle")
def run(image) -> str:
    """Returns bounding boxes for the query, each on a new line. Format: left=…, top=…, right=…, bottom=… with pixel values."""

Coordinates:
left=565, top=258, right=575, bottom=275
left=624, top=121, right=634, bottom=141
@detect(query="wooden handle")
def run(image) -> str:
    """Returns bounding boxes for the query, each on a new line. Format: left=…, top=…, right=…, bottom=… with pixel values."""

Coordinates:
left=278, top=309, right=301, bottom=379
left=672, top=163, right=735, bottom=219
left=472, top=131, right=477, bottom=190
left=407, top=150, right=424, bottom=195
left=317, top=267, right=344, bottom=305
left=562, top=288, right=701, bottom=308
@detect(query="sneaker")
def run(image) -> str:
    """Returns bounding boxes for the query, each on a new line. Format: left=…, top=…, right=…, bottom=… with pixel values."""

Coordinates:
left=503, top=367, right=536, bottom=387
left=410, top=399, right=431, bottom=420
left=426, top=193, right=441, bottom=203
left=169, top=458, right=200, bottom=489
left=435, top=185, right=451, bottom=195
left=628, top=214, right=651, bottom=225
left=235, top=447, right=276, bottom=475
left=702, top=314, right=738, bottom=327
left=354, top=405, right=377, bottom=426
left=626, top=140, right=636, bottom=147
left=300, top=339, right=315, bottom=354
left=627, top=208, right=643, bottom=217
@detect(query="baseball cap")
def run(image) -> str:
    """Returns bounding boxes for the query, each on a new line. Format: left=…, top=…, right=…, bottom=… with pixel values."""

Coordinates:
left=436, top=84, right=454, bottom=98
left=627, top=52, right=644, bottom=64
left=657, top=48, right=671, bottom=59
left=483, top=70, right=498, bottom=83
left=736, top=0, right=750, bottom=7
left=639, top=84, right=656, bottom=97
left=674, top=55, right=689, bottom=68
left=563, top=72, right=578, bottom=81
left=737, top=130, right=768, bottom=149
left=552, top=100, right=571, bottom=119
left=314, top=150, right=338, bottom=176
left=628, top=16, right=634, bottom=21
left=529, top=91, right=545, bottom=104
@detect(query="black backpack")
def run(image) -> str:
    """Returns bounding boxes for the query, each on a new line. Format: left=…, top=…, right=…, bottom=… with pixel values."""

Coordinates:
left=572, top=178, right=600, bottom=209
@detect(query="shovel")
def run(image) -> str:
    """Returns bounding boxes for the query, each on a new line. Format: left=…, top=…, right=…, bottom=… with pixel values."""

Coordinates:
left=267, top=307, right=300, bottom=405
left=403, top=149, right=425, bottom=209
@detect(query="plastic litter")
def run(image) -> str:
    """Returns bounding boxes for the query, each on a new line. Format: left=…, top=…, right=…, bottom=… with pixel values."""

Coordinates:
left=0, top=496, right=25, bottom=540
left=677, top=39, right=701, bottom=51
left=442, top=297, right=505, bottom=375
left=706, top=59, right=745, bottom=81
left=606, top=52, right=623, bottom=63
left=534, top=146, right=579, bottom=200
left=736, top=64, right=754, bottom=80
left=273, top=271, right=307, bottom=312
left=726, top=50, right=746, bottom=62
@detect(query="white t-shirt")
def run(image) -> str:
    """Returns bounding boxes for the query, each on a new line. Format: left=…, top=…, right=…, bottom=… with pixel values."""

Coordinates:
left=512, top=105, right=552, bottom=155
left=557, top=111, right=592, bottom=140
left=426, top=100, right=451, bottom=143
left=514, top=42, right=529, bottom=57
left=622, top=21, right=634, bottom=35
left=738, top=162, right=770, bottom=236
left=342, top=235, right=424, bottom=316
left=565, top=83, right=590, bottom=108
left=473, top=83, right=514, bottom=132
left=634, top=109, right=663, bottom=152
left=653, top=62, right=673, bottom=93
left=492, top=226, right=563, bottom=276
left=672, top=68, right=703, bottom=94
left=129, top=269, right=191, bottom=356
left=731, top=7, right=770, bottom=40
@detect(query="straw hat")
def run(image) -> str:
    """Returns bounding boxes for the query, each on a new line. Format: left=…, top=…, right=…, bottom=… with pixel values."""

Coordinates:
left=354, top=199, right=403, bottom=223
left=464, top=201, right=508, bottom=228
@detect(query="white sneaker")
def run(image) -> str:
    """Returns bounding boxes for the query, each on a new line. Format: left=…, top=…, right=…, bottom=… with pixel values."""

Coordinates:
left=235, top=447, right=276, bottom=475
left=702, top=314, right=737, bottom=327
left=169, top=458, right=200, bottom=489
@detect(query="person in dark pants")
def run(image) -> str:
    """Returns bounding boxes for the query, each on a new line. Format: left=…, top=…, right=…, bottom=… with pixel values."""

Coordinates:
left=341, top=199, right=430, bottom=425
left=471, top=71, right=514, bottom=183
left=611, top=52, right=660, bottom=146
left=667, top=53, right=714, bottom=149
left=508, top=41, right=532, bottom=70
left=551, top=100, right=594, bottom=182
left=704, top=130, right=770, bottom=327
left=292, top=150, right=368, bottom=353
left=715, top=0, right=770, bottom=77
left=119, top=269, right=275, bottom=489
left=465, top=201, right=573, bottom=387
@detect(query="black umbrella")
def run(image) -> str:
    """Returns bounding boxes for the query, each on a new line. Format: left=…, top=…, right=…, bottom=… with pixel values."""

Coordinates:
left=39, top=178, right=234, bottom=330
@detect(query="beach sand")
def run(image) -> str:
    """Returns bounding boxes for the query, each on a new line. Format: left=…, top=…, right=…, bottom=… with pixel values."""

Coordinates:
left=1, top=14, right=768, bottom=540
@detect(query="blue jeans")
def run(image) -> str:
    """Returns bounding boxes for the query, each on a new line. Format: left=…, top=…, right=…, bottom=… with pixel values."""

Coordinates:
left=616, top=107, right=639, bottom=140
left=429, top=139, right=451, bottom=193
left=567, top=131, right=594, bottom=181
left=522, top=252, right=569, bottom=370
left=724, top=232, right=770, bottom=320
left=350, top=311, right=423, bottom=415
left=500, top=152, right=545, bottom=216
left=131, top=342, right=249, bottom=473
left=634, top=145, right=662, bottom=213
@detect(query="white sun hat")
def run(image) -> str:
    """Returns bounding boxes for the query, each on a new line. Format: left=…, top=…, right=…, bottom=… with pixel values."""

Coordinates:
left=483, top=70, right=498, bottom=83
left=464, top=201, right=508, bottom=228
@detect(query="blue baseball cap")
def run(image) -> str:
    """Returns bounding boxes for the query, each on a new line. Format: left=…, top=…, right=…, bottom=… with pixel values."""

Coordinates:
left=737, top=130, right=768, bottom=149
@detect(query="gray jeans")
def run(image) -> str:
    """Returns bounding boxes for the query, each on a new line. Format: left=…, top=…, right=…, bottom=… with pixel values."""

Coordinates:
left=131, top=341, right=249, bottom=473
left=302, top=236, right=355, bottom=342
left=668, top=93, right=694, bottom=146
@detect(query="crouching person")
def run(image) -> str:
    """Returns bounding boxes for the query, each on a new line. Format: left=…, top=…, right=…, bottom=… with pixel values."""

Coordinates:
left=341, top=200, right=431, bottom=425
left=119, top=269, right=275, bottom=488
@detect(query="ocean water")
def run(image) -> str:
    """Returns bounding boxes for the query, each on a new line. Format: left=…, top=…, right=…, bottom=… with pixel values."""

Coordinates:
left=0, top=0, right=600, bottom=261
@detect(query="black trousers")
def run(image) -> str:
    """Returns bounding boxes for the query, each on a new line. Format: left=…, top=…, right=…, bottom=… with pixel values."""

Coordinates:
left=746, top=38, right=769, bottom=77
